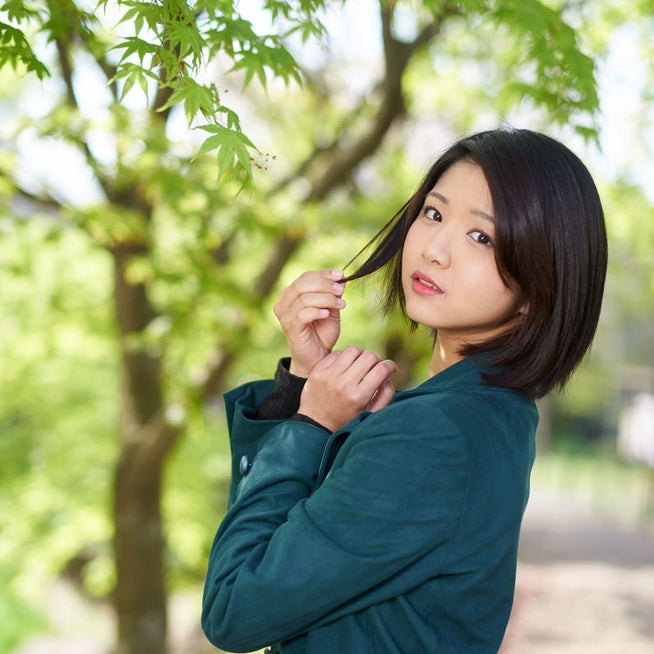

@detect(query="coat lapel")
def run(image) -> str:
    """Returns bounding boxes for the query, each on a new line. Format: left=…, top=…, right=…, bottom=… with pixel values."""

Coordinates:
left=315, top=412, right=371, bottom=486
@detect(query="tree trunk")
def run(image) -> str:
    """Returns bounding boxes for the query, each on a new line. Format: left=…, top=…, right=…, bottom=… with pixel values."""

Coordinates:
left=111, top=244, right=177, bottom=654
left=113, top=447, right=167, bottom=654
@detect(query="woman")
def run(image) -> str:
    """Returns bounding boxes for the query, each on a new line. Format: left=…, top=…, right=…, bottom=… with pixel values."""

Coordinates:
left=202, top=128, right=608, bottom=653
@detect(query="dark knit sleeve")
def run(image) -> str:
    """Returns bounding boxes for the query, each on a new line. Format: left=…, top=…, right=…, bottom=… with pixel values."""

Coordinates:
left=255, top=358, right=331, bottom=432
left=255, top=357, right=307, bottom=420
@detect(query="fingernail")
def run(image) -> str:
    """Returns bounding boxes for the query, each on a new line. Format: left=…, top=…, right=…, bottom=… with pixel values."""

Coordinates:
left=331, top=269, right=344, bottom=280
left=333, top=282, right=345, bottom=293
left=337, top=298, right=346, bottom=308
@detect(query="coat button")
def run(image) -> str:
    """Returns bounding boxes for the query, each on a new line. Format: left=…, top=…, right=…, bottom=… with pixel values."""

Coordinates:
left=239, top=455, right=252, bottom=476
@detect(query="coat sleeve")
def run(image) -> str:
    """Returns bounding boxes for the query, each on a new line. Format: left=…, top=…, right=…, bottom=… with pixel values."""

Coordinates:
left=202, top=398, right=469, bottom=653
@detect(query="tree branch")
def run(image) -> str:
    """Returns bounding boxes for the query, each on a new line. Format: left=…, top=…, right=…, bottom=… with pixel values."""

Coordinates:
left=51, top=32, right=133, bottom=213
left=55, top=36, right=77, bottom=108
left=125, top=408, right=182, bottom=471
left=303, top=0, right=453, bottom=202
left=152, top=63, right=175, bottom=124
left=77, top=30, right=119, bottom=102
left=199, top=230, right=305, bottom=399
left=252, top=232, right=304, bottom=298
left=5, top=180, right=63, bottom=215
left=47, top=5, right=157, bottom=221
left=200, top=348, right=238, bottom=401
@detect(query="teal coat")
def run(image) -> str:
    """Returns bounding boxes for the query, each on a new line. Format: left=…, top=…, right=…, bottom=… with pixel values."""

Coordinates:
left=202, top=357, right=538, bottom=653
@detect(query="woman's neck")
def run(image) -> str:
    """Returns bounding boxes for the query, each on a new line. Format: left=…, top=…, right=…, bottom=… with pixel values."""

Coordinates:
left=429, top=335, right=464, bottom=377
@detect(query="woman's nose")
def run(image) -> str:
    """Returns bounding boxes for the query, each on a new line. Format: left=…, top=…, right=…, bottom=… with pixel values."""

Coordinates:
left=423, top=227, right=452, bottom=267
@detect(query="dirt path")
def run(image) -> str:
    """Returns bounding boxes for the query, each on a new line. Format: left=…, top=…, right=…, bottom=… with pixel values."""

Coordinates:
left=500, top=488, right=654, bottom=653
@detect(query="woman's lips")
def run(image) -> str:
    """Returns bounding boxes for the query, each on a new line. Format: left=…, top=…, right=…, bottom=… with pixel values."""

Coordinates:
left=410, top=271, right=443, bottom=296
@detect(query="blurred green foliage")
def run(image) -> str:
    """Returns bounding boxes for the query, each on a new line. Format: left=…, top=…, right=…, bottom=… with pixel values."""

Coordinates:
left=0, top=219, right=115, bottom=640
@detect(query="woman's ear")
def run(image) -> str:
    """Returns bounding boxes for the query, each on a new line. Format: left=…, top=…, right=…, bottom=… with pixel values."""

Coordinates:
left=513, top=291, right=529, bottom=316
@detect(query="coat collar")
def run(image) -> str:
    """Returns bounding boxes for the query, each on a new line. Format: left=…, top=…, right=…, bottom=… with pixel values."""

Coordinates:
left=393, top=355, right=491, bottom=400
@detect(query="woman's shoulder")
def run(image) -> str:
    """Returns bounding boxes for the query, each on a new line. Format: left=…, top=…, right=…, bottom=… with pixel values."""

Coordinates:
left=354, top=368, right=538, bottom=451
left=412, top=381, right=534, bottom=412
left=391, top=364, right=535, bottom=417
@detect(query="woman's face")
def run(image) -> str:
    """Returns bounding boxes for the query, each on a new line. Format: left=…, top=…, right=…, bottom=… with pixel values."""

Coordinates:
left=401, top=160, right=523, bottom=347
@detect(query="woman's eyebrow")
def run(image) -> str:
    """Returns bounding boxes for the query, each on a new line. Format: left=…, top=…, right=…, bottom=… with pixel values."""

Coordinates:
left=426, top=191, right=447, bottom=204
left=426, top=191, right=495, bottom=223
left=471, top=209, right=495, bottom=223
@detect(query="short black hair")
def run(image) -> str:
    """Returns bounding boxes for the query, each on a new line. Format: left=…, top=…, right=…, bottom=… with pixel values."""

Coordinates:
left=345, top=128, right=608, bottom=399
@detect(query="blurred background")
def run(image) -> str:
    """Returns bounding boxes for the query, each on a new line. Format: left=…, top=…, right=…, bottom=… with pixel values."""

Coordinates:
left=0, top=1, right=653, bottom=653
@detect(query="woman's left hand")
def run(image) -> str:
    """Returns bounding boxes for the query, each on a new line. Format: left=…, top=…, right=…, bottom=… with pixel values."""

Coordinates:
left=298, top=346, right=397, bottom=432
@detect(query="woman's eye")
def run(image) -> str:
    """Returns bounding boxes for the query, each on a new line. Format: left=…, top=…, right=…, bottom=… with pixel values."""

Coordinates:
left=424, top=207, right=442, bottom=222
left=470, top=230, right=492, bottom=245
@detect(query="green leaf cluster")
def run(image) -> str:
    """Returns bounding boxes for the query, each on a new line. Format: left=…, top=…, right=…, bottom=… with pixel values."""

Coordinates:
left=0, top=1, right=49, bottom=78
left=491, top=0, right=599, bottom=137
left=102, top=0, right=329, bottom=186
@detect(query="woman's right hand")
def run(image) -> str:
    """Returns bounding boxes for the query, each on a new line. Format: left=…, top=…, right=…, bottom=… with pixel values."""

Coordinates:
left=273, top=269, right=347, bottom=378
left=298, top=346, right=397, bottom=432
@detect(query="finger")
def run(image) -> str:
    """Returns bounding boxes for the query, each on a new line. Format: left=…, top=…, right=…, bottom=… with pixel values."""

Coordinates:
left=309, top=345, right=364, bottom=378
left=368, top=377, right=396, bottom=413
left=294, top=292, right=347, bottom=313
left=275, top=279, right=346, bottom=319
left=297, top=269, right=344, bottom=281
left=328, top=345, right=366, bottom=375
left=276, top=296, right=342, bottom=330
left=290, top=270, right=345, bottom=297
left=291, top=305, right=340, bottom=327
left=337, top=347, right=383, bottom=381
left=358, top=359, right=397, bottom=397
left=311, top=348, right=344, bottom=372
